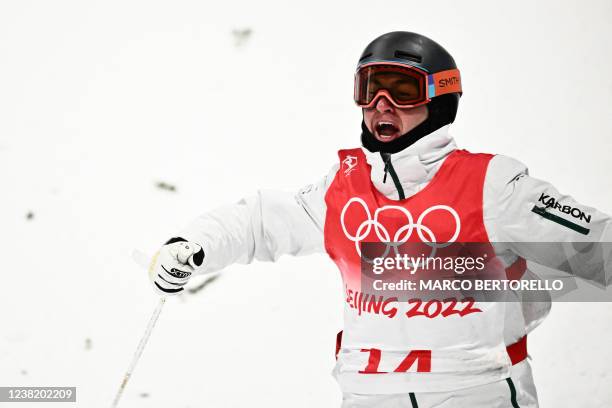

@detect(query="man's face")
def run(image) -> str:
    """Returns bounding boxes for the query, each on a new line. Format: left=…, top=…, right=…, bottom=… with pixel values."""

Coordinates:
left=363, top=95, right=428, bottom=143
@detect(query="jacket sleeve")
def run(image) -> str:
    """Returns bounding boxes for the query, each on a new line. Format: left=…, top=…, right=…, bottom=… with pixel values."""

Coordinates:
left=483, top=155, right=612, bottom=287
left=177, top=164, right=339, bottom=274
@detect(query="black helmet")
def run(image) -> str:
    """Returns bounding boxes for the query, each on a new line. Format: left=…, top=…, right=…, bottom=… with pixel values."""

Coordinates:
left=358, top=32, right=461, bottom=153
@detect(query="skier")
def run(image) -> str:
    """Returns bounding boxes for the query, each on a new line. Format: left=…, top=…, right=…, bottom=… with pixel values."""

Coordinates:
left=148, top=32, right=612, bottom=407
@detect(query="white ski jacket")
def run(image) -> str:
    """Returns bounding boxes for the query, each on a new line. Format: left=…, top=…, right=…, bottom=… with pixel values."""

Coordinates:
left=181, top=125, right=611, bottom=278
left=178, top=125, right=612, bottom=392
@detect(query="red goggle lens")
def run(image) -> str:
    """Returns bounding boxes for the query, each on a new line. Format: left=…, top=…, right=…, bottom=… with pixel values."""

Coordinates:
left=354, top=64, right=427, bottom=107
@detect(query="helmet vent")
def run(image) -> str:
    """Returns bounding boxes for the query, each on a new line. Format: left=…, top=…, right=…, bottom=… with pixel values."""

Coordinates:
left=394, top=50, right=422, bottom=63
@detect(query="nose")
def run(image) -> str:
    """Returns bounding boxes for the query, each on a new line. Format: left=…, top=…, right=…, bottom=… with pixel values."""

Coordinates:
left=375, top=94, right=394, bottom=113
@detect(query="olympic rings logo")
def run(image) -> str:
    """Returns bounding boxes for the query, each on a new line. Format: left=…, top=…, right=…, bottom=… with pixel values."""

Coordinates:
left=340, top=197, right=461, bottom=261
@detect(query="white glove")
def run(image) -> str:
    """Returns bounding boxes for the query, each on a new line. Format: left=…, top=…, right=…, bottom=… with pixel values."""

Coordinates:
left=148, top=238, right=205, bottom=295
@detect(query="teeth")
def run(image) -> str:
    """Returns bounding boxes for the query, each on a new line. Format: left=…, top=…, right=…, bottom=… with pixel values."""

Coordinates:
left=376, top=121, right=398, bottom=138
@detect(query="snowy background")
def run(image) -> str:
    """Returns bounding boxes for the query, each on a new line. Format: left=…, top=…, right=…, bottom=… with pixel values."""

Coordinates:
left=2, top=0, right=612, bottom=406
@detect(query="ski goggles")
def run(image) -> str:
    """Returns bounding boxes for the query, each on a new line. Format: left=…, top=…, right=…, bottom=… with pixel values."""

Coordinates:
left=354, top=62, right=462, bottom=109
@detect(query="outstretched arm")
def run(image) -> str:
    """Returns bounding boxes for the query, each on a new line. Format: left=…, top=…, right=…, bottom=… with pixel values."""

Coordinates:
left=172, top=164, right=339, bottom=274
left=484, top=155, right=612, bottom=286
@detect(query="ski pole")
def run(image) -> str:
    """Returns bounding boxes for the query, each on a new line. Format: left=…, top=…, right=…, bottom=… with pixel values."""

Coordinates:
left=110, top=296, right=166, bottom=408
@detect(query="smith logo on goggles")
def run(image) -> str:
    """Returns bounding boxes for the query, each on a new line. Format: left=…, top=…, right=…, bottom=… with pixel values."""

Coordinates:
left=354, top=61, right=462, bottom=108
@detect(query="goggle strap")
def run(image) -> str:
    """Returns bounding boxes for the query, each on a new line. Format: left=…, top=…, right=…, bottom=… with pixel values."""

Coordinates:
left=427, top=69, right=462, bottom=98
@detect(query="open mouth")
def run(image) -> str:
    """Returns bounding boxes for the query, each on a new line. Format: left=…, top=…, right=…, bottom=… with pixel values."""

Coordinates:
left=375, top=121, right=401, bottom=139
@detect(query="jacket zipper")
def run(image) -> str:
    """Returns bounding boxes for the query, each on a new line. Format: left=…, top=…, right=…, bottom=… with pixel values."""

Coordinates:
left=380, top=152, right=406, bottom=200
